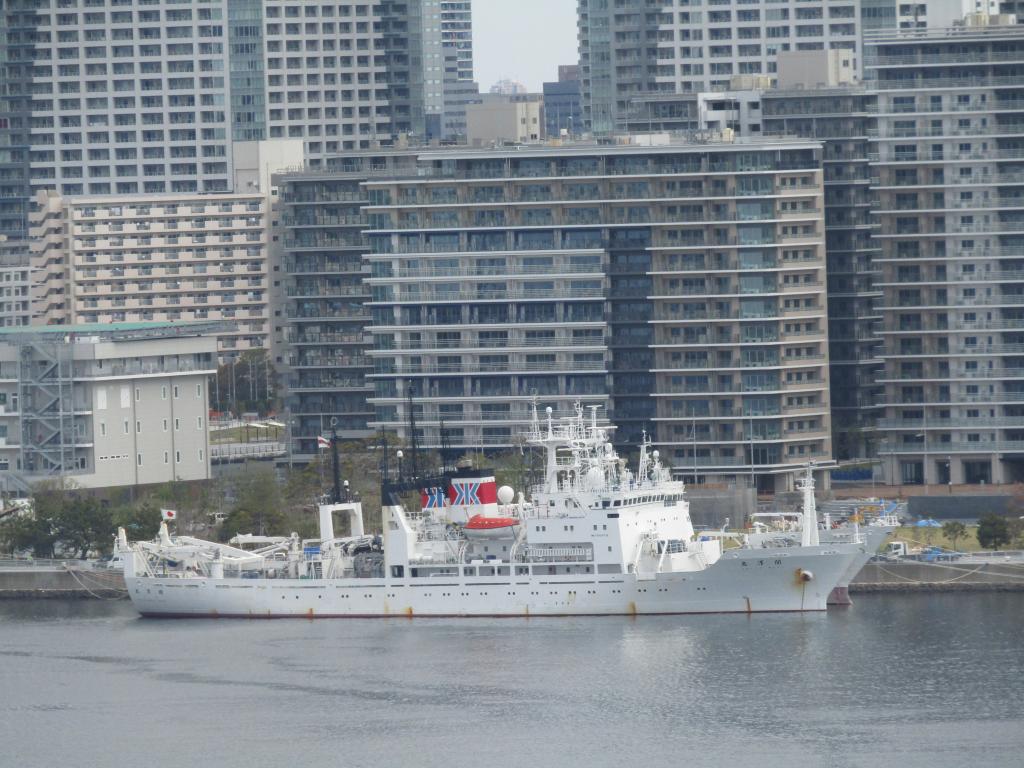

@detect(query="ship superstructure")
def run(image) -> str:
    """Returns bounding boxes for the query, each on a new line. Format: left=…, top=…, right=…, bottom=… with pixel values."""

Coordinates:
left=123, top=405, right=864, bottom=617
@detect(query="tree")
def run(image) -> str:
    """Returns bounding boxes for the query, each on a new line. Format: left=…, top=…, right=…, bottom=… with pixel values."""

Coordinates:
left=111, top=499, right=163, bottom=542
left=0, top=480, right=114, bottom=558
left=213, top=348, right=278, bottom=416
left=976, top=513, right=1011, bottom=551
left=218, top=465, right=287, bottom=541
left=941, top=521, right=967, bottom=552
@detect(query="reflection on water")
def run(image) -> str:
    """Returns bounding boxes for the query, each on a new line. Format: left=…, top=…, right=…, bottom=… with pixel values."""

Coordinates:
left=1, top=595, right=1022, bottom=768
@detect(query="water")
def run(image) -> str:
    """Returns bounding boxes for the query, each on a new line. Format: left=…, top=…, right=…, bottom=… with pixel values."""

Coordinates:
left=1, top=595, right=1022, bottom=768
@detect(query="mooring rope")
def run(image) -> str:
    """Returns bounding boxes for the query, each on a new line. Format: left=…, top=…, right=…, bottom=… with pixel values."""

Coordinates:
left=63, top=566, right=128, bottom=600
left=873, top=560, right=1024, bottom=585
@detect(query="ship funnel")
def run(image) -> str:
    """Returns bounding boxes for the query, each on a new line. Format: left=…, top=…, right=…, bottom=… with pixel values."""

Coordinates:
left=445, top=466, right=498, bottom=524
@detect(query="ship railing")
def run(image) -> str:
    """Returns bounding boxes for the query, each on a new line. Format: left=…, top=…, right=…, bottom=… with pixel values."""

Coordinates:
left=516, top=546, right=593, bottom=563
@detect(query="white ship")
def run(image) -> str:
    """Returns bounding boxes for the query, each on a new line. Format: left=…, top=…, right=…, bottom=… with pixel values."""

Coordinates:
left=123, top=406, right=865, bottom=618
left=744, top=472, right=897, bottom=605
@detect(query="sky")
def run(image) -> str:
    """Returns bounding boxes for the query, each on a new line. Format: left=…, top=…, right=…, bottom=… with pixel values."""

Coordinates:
left=472, top=0, right=579, bottom=92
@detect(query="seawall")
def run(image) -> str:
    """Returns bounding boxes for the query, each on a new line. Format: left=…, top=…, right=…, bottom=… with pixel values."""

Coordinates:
left=850, top=560, right=1024, bottom=593
left=0, top=568, right=125, bottom=599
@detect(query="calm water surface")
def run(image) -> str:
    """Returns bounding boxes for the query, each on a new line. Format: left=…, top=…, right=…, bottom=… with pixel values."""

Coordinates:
left=1, top=594, right=1022, bottom=768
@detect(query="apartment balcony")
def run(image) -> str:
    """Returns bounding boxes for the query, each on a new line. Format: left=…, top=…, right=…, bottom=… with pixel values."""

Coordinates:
left=878, top=440, right=1024, bottom=454
left=288, top=355, right=371, bottom=369
left=285, top=260, right=366, bottom=275
left=282, top=236, right=364, bottom=251
left=284, top=331, right=367, bottom=345
left=865, top=51, right=1024, bottom=67
left=376, top=263, right=603, bottom=280
left=288, top=376, right=371, bottom=392
left=867, top=125, right=1024, bottom=140
left=371, top=359, right=607, bottom=376
left=878, top=417, right=1024, bottom=430
left=284, top=307, right=371, bottom=321
left=368, top=336, right=605, bottom=352
left=286, top=285, right=368, bottom=299
left=373, top=286, right=605, bottom=305
left=867, top=75, right=1024, bottom=91
left=281, top=215, right=365, bottom=228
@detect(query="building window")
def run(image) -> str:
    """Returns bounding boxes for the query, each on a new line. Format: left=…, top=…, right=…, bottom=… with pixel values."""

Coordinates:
left=162, top=418, right=168, bottom=431
left=174, top=418, right=180, bottom=431
left=135, top=387, right=141, bottom=402
left=163, top=451, right=169, bottom=464
left=161, top=385, right=167, bottom=400
left=173, top=385, right=179, bottom=399
left=123, top=420, right=129, bottom=434
left=198, top=449, right=204, bottom=461
left=197, top=416, right=204, bottom=430
left=175, top=450, right=181, bottom=464
left=136, top=421, right=141, bottom=433
left=196, top=383, right=203, bottom=398
left=100, top=422, right=106, bottom=436
left=137, top=453, right=142, bottom=466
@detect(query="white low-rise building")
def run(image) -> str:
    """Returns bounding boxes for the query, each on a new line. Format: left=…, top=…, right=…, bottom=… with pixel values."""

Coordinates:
left=0, top=322, right=220, bottom=494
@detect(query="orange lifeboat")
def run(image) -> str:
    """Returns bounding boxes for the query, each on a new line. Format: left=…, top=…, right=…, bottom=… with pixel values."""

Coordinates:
left=464, top=514, right=520, bottom=539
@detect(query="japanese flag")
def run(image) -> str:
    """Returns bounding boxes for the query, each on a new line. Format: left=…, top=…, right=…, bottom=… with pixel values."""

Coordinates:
left=161, top=509, right=177, bottom=521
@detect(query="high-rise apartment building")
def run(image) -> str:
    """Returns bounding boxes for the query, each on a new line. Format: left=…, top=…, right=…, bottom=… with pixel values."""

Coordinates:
left=29, top=191, right=270, bottom=360
left=0, top=237, right=31, bottom=328
left=867, top=19, right=1024, bottom=485
left=579, top=0, right=862, bottom=134
left=352, top=139, right=829, bottom=491
left=544, top=65, right=584, bottom=138
left=273, top=151, right=424, bottom=461
left=577, top=0, right=1004, bottom=134
left=760, top=88, right=883, bottom=460
left=0, top=1, right=468, bottom=239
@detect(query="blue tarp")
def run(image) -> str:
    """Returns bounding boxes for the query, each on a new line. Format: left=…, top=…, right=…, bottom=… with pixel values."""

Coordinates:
left=915, top=519, right=942, bottom=528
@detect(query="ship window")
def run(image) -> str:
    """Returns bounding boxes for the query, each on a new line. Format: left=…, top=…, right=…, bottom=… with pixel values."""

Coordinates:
left=602, top=500, right=610, bottom=508
left=463, top=567, right=474, bottom=576
left=390, top=565, right=404, bottom=578
left=607, top=512, right=619, bottom=518
left=613, top=501, right=621, bottom=507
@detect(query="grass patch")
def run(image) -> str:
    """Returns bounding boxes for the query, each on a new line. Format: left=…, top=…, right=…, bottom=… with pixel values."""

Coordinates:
left=210, top=424, right=283, bottom=445
left=890, top=525, right=982, bottom=552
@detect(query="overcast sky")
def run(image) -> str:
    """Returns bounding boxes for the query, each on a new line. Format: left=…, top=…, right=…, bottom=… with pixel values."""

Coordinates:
left=472, top=1, right=578, bottom=92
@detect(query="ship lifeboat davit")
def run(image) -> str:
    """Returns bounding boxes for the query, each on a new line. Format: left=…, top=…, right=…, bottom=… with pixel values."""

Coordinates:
left=464, top=514, right=520, bottom=539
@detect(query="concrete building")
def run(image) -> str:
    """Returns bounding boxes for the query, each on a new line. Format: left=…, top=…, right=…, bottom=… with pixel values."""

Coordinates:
left=29, top=191, right=270, bottom=361
left=760, top=88, right=883, bottom=461
left=424, top=0, right=477, bottom=141
left=543, top=66, right=583, bottom=138
left=0, top=1, right=464, bottom=238
left=577, top=0, right=1001, bottom=134
left=579, top=0, right=862, bottom=133
left=358, top=138, right=830, bottom=491
left=776, top=49, right=857, bottom=89
left=0, top=238, right=32, bottom=329
left=866, top=19, right=1024, bottom=485
left=0, top=322, right=218, bottom=493
left=272, top=150, right=423, bottom=461
left=465, top=94, right=544, bottom=145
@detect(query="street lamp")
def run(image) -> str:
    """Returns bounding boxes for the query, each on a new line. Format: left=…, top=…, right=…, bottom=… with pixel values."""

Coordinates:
left=397, top=449, right=404, bottom=480
left=947, top=455, right=953, bottom=495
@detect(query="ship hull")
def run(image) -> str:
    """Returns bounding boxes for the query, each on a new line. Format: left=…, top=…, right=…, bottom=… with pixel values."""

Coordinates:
left=126, top=546, right=859, bottom=618
left=826, top=526, right=894, bottom=606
